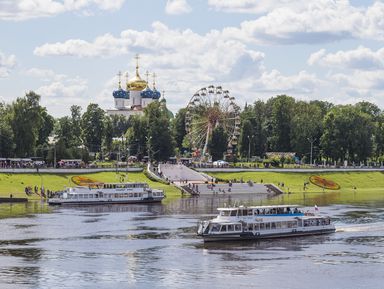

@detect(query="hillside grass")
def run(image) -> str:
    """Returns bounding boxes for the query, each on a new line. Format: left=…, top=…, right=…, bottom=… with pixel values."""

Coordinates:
left=1, top=170, right=383, bottom=210
left=208, top=171, right=384, bottom=205
left=0, top=172, right=181, bottom=201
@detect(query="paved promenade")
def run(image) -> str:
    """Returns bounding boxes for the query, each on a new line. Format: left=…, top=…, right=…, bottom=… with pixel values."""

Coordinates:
left=0, top=167, right=143, bottom=174
left=195, top=167, right=384, bottom=173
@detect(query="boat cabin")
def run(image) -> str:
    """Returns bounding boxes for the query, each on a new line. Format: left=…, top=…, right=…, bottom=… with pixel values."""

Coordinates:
left=217, top=205, right=303, bottom=217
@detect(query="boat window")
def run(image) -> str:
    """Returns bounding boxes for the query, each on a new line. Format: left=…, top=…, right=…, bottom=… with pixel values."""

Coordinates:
left=210, top=224, right=220, bottom=232
left=254, top=224, right=259, bottom=231
left=227, top=224, right=234, bottom=232
left=220, top=211, right=230, bottom=216
left=139, top=193, right=142, bottom=197
left=265, top=223, right=271, bottom=230
left=248, top=209, right=253, bottom=216
left=260, top=223, right=265, bottom=230
left=230, top=210, right=237, bottom=216
left=220, top=225, right=227, bottom=232
left=134, top=193, right=138, bottom=197
left=271, top=222, right=276, bottom=229
left=276, top=222, right=281, bottom=229
left=235, top=224, right=241, bottom=231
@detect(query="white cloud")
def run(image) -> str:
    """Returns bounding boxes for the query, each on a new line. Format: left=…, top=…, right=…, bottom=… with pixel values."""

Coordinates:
left=253, top=70, right=321, bottom=94
left=331, top=70, right=384, bottom=90
left=307, top=49, right=326, bottom=66
left=0, top=0, right=125, bottom=21
left=0, top=51, right=17, bottom=78
left=220, top=1, right=384, bottom=44
left=165, top=0, right=191, bottom=15
left=208, top=0, right=305, bottom=14
left=24, top=68, right=56, bottom=80
left=34, top=35, right=129, bottom=58
left=23, top=68, right=90, bottom=115
left=308, top=46, right=384, bottom=70
left=34, top=21, right=265, bottom=81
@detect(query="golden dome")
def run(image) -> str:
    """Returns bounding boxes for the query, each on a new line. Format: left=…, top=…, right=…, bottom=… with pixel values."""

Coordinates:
left=127, top=75, right=147, bottom=91
left=127, top=54, right=147, bottom=91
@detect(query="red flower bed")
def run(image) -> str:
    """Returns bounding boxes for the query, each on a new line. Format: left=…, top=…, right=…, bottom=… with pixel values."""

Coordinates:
left=309, top=175, right=341, bottom=190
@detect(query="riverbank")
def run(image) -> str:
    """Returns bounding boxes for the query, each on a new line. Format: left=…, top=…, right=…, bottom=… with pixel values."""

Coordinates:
left=2, top=170, right=383, bottom=199
left=0, top=171, right=181, bottom=200
left=207, top=171, right=384, bottom=204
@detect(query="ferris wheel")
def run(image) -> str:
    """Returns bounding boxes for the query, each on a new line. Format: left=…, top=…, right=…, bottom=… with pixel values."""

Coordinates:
left=185, top=85, right=241, bottom=160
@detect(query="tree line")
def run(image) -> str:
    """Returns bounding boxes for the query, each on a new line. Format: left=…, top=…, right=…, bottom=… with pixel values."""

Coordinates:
left=238, top=95, right=384, bottom=165
left=0, top=92, right=383, bottom=164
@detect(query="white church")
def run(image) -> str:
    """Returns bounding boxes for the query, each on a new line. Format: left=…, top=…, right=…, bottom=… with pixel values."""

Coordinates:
left=106, top=55, right=162, bottom=117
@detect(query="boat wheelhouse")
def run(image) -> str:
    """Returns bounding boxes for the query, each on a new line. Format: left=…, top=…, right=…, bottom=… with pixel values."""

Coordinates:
left=197, top=205, right=335, bottom=242
left=48, top=182, right=165, bottom=205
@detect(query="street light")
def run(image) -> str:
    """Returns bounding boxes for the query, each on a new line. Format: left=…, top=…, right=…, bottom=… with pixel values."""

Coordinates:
left=307, top=137, right=314, bottom=166
left=48, top=135, right=58, bottom=168
left=247, top=135, right=253, bottom=162
left=146, top=136, right=152, bottom=162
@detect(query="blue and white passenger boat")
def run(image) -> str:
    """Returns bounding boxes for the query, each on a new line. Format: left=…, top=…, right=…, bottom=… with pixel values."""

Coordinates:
left=48, top=182, right=165, bottom=205
left=197, top=205, right=335, bottom=242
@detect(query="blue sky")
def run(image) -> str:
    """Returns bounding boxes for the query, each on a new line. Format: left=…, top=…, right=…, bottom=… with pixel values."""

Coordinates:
left=1, top=0, right=384, bottom=117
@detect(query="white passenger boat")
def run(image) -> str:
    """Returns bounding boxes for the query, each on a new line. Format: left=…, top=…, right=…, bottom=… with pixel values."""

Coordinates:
left=197, top=205, right=335, bottom=242
left=48, top=182, right=165, bottom=205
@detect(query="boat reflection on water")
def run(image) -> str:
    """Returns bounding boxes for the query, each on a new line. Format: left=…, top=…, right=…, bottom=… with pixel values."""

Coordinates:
left=54, top=202, right=166, bottom=214
left=195, top=234, right=333, bottom=252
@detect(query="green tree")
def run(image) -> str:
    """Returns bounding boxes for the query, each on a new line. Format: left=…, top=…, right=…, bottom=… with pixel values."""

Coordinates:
left=81, top=103, right=105, bottom=155
left=125, top=115, right=147, bottom=159
left=110, top=114, right=131, bottom=137
left=375, top=113, right=384, bottom=160
left=10, top=91, right=46, bottom=157
left=267, top=95, right=295, bottom=152
left=290, top=101, right=323, bottom=162
left=0, top=103, right=14, bottom=157
left=209, top=126, right=228, bottom=161
left=239, top=118, right=253, bottom=159
left=239, top=100, right=267, bottom=159
left=102, top=116, right=113, bottom=159
left=172, top=108, right=187, bottom=153
left=145, top=102, right=174, bottom=162
left=321, top=105, right=373, bottom=163
left=70, top=105, right=82, bottom=147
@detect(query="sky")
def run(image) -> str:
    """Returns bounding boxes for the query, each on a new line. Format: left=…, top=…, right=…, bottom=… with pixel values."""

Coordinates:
left=1, top=0, right=384, bottom=117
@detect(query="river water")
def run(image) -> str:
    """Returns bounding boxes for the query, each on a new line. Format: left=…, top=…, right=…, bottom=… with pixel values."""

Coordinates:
left=0, top=192, right=383, bottom=289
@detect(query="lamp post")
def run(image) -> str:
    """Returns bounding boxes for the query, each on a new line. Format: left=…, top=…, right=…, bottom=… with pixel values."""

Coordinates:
left=146, top=136, right=152, bottom=162
left=307, top=137, right=314, bottom=166
left=48, top=135, right=58, bottom=168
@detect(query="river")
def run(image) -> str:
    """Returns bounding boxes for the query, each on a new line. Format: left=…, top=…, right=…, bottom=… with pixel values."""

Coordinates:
left=0, top=192, right=383, bottom=289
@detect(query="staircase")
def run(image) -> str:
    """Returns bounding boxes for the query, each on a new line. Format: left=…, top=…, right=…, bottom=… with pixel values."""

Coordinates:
left=158, top=164, right=208, bottom=182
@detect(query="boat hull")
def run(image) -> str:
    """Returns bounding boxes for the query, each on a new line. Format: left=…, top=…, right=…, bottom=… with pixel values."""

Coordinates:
left=199, top=228, right=336, bottom=242
left=48, top=197, right=164, bottom=206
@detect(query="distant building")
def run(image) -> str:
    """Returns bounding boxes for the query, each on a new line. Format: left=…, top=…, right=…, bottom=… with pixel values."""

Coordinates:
left=106, top=55, right=162, bottom=118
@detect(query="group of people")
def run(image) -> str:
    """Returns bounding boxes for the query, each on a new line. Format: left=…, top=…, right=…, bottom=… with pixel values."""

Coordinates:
left=24, top=185, right=55, bottom=199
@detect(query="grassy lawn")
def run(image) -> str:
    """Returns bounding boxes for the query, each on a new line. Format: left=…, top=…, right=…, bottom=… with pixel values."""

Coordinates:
left=1, top=170, right=383, bottom=208
left=208, top=171, right=384, bottom=205
left=0, top=172, right=181, bottom=201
